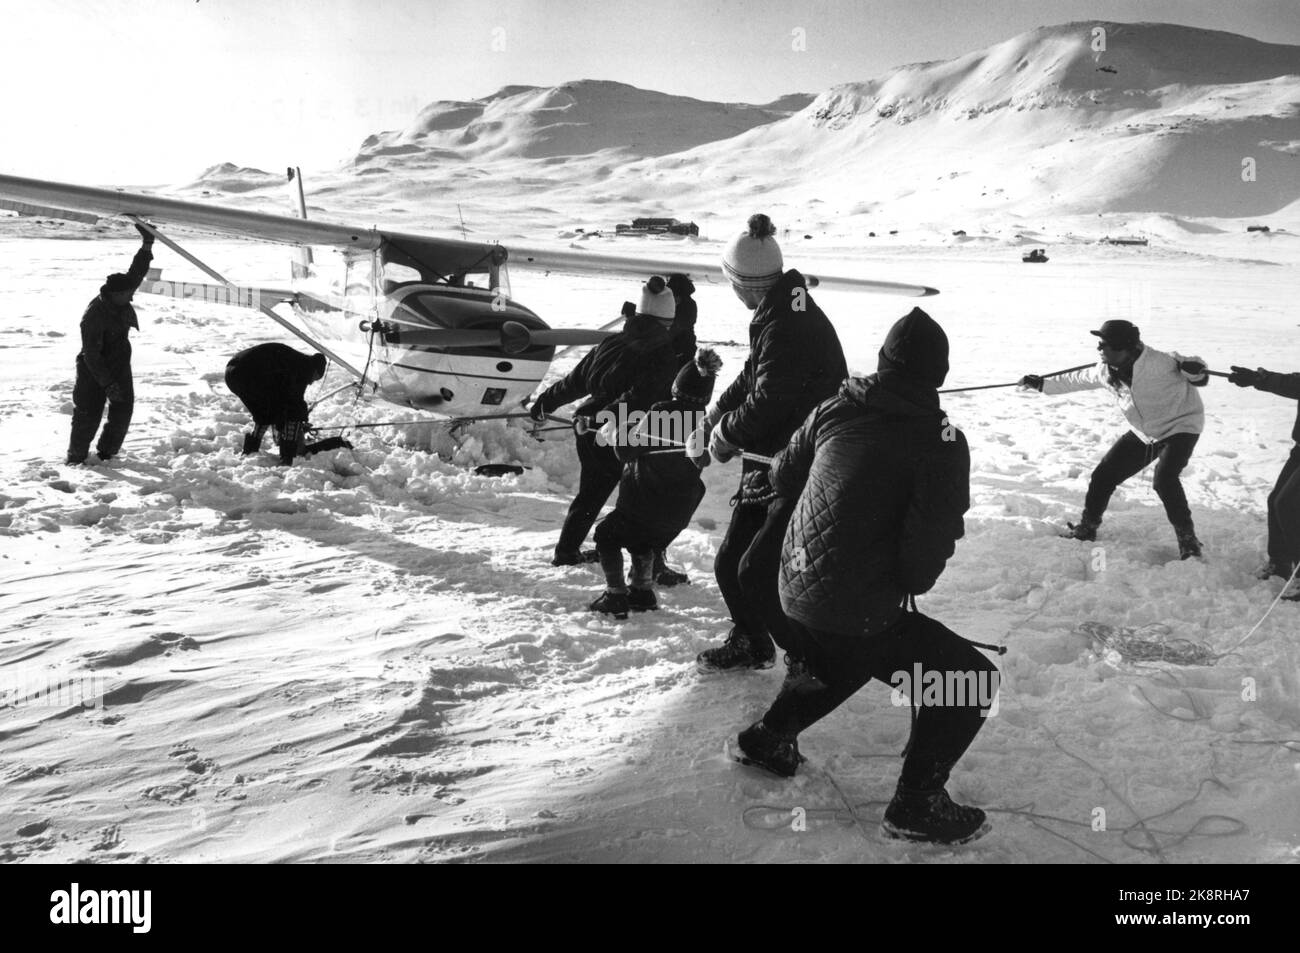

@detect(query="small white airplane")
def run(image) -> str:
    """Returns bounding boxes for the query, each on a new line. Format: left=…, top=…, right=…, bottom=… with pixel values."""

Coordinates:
left=0, top=170, right=938, bottom=423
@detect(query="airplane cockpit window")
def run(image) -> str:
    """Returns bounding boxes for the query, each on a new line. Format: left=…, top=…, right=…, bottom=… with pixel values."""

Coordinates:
left=380, top=261, right=422, bottom=293
left=344, top=251, right=376, bottom=298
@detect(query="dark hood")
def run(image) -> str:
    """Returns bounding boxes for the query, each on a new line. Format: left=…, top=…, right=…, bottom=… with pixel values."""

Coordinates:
left=877, top=307, right=949, bottom=389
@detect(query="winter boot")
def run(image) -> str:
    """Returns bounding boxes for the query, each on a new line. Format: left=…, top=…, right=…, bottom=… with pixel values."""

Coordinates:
left=242, top=432, right=262, bottom=455
left=781, top=653, right=821, bottom=690
left=1254, top=559, right=1284, bottom=581
left=590, top=590, right=630, bottom=620
left=656, top=566, right=690, bottom=587
left=696, top=629, right=776, bottom=673
left=1281, top=572, right=1300, bottom=603
left=735, top=720, right=803, bottom=778
left=882, top=779, right=991, bottom=846
left=627, top=587, right=658, bottom=612
left=1175, top=525, right=1203, bottom=560
left=1059, top=512, right=1100, bottom=541
left=653, top=550, right=690, bottom=587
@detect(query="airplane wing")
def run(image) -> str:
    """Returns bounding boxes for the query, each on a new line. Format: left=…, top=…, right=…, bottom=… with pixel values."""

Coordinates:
left=0, top=172, right=937, bottom=296
left=0, top=172, right=495, bottom=264
left=505, top=243, right=939, bottom=297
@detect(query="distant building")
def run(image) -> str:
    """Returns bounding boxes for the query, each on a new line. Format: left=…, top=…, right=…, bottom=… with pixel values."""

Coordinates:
left=615, top=217, right=699, bottom=237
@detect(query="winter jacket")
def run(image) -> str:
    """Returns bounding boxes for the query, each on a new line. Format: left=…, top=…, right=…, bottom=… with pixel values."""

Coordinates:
left=1042, top=345, right=1206, bottom=442
left=609, top=397, right=708, bottom=544
left=535, top=312, right=677, bottom=419
left=225, top=343, right=323, bottom=425
left=771, top=375, right=970, bottom=637
left=712, top=270, right=848, bottom=502
left=78, top=245, right=152, bottom=388
left=1251, top=370, right=1300, bottom=443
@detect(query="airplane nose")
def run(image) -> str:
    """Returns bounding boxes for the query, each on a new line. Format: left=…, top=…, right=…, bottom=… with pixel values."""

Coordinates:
left=500, top=320, right=531, bottom=355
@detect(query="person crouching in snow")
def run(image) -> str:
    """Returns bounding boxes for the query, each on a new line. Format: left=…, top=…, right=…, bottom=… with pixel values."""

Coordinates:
left=589, top=349, right=722, bottom=619
left=224, top=343, right=352, bottom=465
left=1227, top=364, right=1300, bottom=600
left=735, top=308, right=997, bottom=846
left=528, top=278, right=679, bottom=566
left=1019, top=319, right=1209, bottom=559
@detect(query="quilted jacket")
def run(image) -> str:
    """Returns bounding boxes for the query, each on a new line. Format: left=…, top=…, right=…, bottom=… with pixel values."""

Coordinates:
left=713, top=269, right=847, bottom=502
left=770, top=374, right=970, bottom=637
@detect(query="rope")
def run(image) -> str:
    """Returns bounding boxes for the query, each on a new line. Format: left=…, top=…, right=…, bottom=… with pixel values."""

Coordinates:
left=939, top=361, right=1094, bottom=395
left=1224, top=559, right=1300, bottom=653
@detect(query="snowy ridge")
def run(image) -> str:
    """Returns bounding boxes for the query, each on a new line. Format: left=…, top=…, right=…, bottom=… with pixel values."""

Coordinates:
left=352, top=80, right=812, bottom=165
left=159, top=21, right=1300, bottom=243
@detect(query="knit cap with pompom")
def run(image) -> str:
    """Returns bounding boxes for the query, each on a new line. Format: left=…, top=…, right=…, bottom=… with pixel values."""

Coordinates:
left=672, top=347, right=723, bottom=404
left=637, top=274, right=676, bottom=322
left=721, top=213, right=783, bottom=295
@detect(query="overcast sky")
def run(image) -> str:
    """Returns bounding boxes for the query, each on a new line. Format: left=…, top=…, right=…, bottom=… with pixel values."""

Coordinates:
left=1, top=0, right=1297, bottom=183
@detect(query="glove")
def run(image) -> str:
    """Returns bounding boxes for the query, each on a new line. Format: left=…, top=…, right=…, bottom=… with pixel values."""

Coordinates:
left=134, top=223, right=154, bottom=245
left=597, top=418, right=619, bottom=447
left=572, top=415, right=594, bottom=435
left=708, top=425, right=740, bottom=463
left=1018, top=374, right=1044, bottom=392
left=685, top=423, right=711, bottom=470
left=1177, top=359, right=1207, bottom=376
left=528, top=396, right=548, bottom=423
left=1228, top=366, right=1264, bottom=388
left=620, top=301, right=636, bottom=318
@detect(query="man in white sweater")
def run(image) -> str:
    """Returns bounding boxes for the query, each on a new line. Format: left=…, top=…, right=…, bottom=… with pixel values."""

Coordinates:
left=1020, top=320, right=1209, bottom=559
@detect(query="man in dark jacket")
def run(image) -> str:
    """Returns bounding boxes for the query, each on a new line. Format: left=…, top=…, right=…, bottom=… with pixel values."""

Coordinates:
left=689, top=214, right=847, bottom=672
left=67, top=225, right=154, bottom=464
left=530, top=277, right=679, bottom=565
left=589, top=349, right=722, bottom=618
left=225, top=342, right=350, bottom=465
left=735, top=308, right=998, bottom=846
left=1229, top=364, right=1300, bottom=600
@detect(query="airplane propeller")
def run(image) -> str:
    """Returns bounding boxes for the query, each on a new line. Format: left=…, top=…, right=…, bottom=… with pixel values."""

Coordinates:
left=369, top=320, right=610, bottom=355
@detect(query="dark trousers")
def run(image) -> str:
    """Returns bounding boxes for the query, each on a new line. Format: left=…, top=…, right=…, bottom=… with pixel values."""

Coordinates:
left=714, top=494, right=801, bottom=657
left=594, top=510, right=660, bottom=591
left=68, top=357, right=132, bottom=461
left=763, top=614, right=998, bottom=790
left=1268, top=448, right=1300, bottom=571
left=1084, top=430, right=1199, bottom=528
left=555, top=432, right=623, bottom=556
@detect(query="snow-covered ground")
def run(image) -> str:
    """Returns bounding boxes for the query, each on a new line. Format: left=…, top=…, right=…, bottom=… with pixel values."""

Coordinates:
left=2, top=226, right=1298, bottom=863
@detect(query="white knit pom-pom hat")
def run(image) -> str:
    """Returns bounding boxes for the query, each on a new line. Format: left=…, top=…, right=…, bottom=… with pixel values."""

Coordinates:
left=721, top=213, right=783, bottom=294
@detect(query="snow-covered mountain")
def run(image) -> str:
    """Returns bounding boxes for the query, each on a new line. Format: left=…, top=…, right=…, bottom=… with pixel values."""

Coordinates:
left=333, top=21, right=1299, bottom=225
left=352, top=80, right=813, bottom=165
left=666, top=20, right=1300, bottom=218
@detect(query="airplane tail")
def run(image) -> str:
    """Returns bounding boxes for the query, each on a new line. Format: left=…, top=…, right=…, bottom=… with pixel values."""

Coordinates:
left=287, top=166, right=313, bottom=281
